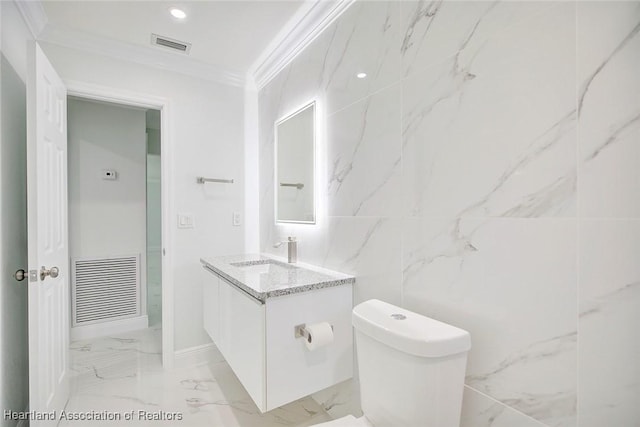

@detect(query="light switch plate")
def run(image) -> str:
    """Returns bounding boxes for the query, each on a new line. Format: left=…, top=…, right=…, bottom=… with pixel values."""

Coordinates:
left=177, top=213, right=195, bottom=229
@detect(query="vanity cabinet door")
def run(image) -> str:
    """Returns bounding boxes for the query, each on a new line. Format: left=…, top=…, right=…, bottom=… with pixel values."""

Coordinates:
left=201, top=267, right=220, bottom=344
left=265, top=284, right=353, bottom=410
left=218, top=277, right=266, bottom=411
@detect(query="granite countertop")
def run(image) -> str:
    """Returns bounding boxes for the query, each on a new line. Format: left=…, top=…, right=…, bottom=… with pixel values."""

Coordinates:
left=200, top=254, right=355, bottom=303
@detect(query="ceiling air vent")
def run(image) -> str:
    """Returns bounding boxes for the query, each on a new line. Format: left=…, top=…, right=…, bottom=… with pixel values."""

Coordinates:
left=151, top=33, right=191, bottom=54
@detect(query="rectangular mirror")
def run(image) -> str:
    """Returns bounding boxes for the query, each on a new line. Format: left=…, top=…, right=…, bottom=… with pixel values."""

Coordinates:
left=275, top=101, right=316, bottom=223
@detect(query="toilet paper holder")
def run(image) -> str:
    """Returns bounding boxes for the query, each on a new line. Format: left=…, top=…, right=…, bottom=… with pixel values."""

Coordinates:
left=294, top=323, right=334, bottom=342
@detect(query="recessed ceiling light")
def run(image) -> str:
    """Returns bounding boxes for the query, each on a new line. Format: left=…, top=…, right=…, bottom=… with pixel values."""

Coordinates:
left=356, top=72, right=367, bottom=79
left=170, top=8, right=187, bottom=19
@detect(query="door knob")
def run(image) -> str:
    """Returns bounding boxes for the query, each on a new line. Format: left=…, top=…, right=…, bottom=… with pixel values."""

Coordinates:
left=40, top=266, right=59, bottom=281
left=14, top=269, right=27, bottom=281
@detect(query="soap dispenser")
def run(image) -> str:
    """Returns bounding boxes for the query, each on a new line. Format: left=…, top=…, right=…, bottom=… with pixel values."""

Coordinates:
left=287, top=236, right=297, bottom=263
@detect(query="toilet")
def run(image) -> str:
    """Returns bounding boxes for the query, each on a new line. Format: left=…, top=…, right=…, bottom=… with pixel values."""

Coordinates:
left=316, top=299, right=471, bottom=427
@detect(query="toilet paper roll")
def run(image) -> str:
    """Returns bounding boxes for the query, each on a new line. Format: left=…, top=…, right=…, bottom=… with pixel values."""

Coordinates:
left=304, top=322, right=334, bottom=351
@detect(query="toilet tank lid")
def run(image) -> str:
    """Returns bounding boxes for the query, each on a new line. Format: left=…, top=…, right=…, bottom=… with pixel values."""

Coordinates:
left=352, top=299, right=471, bottom=358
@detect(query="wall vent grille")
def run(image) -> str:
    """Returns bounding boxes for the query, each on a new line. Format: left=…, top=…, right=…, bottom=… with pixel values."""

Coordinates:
left=72, top=255, right=140, bottom=326
left=151, top=33, right=191, bottom=54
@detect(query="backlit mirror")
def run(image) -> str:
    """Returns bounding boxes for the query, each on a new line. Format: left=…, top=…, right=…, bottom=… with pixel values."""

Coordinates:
left=275, top=101, right=316, bottom=223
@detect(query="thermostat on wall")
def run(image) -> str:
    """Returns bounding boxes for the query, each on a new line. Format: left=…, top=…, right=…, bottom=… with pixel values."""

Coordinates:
left=102, top=169, right=118, bottom=180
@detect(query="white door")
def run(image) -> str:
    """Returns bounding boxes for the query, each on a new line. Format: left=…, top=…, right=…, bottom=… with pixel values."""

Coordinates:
left=26, top=42, right=69, bottom=425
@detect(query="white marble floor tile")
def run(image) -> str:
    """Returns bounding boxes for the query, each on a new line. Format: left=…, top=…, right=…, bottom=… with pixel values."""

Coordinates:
left=61, top=328, right=332, bottom=426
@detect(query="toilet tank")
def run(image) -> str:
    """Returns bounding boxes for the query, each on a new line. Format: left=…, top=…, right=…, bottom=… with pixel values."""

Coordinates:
left=352, top=300, right=471, bottom=427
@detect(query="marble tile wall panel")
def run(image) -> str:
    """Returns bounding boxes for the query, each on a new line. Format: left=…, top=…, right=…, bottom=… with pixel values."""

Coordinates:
left=319, top=0, right=402, bottom=116
left=323, top=217, right=403, bottom=307
left=326, top=84, right=402, bottom=217
left=401, top=1, right=556, bottom=79
left=402, top=2, right=576, bottom=218
left=461, top=387, right=548, bottom=427
left=402, top=217, right=577, bottom=427
left=263, top=1, right=403, bottom=121
left=576, top=5, right=640, bottom=425
left=578, top=220, right=640, bottom=426
left=577, top=2, right=640, bottom=218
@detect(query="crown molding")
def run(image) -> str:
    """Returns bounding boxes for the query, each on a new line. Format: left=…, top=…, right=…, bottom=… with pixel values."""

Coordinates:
left=249, top=0, right=356, bottom=91
left=14, top=0, right=48, bottom=38
left=39, top=24, right=246, bottom=87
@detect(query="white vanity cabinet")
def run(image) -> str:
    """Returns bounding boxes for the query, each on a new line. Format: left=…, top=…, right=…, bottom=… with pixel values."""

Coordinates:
left=201, top=261, right=353, bottom=413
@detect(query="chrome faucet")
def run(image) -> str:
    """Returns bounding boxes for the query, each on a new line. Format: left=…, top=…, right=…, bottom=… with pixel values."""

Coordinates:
left=274, top=236, right=297, bottom=263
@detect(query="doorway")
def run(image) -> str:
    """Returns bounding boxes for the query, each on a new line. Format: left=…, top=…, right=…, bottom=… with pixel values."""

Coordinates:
left=63, top=82, right=173, bottom=368
left=66, top=96, right=164, bottom=355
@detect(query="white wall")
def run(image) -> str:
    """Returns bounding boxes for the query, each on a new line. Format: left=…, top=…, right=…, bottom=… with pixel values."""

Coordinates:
left=68, top=98, right=147, bottom=260
left=258, top=2, right=640, bottom=426
left=67, top=98, right=148, bottom=329
left=41, top=42, right=245, bottom=351
left=0, top=1, right=31, bottom=423
left=243, top=85, right=260, bottom=253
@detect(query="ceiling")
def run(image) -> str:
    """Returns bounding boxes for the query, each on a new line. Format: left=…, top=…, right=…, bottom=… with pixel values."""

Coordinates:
left=40, top=1, right=305, bottom=75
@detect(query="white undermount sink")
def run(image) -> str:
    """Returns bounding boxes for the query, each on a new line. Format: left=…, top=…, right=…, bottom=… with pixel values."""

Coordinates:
left=230, top=259, right=297, bottom=275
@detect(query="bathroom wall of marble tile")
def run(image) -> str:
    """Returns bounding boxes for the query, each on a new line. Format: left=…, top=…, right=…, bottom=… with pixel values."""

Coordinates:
left=259, top=2, right=640, bottom=426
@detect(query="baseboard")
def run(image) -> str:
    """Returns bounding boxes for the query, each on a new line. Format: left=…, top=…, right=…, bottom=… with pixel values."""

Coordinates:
left=70, top=315, right=149, bottom=341
left=174, top=343, right=218, bottom=367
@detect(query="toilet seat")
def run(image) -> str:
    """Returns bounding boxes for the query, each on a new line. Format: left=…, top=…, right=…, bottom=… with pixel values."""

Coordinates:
left=313, top=415, right=374, bottom=427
